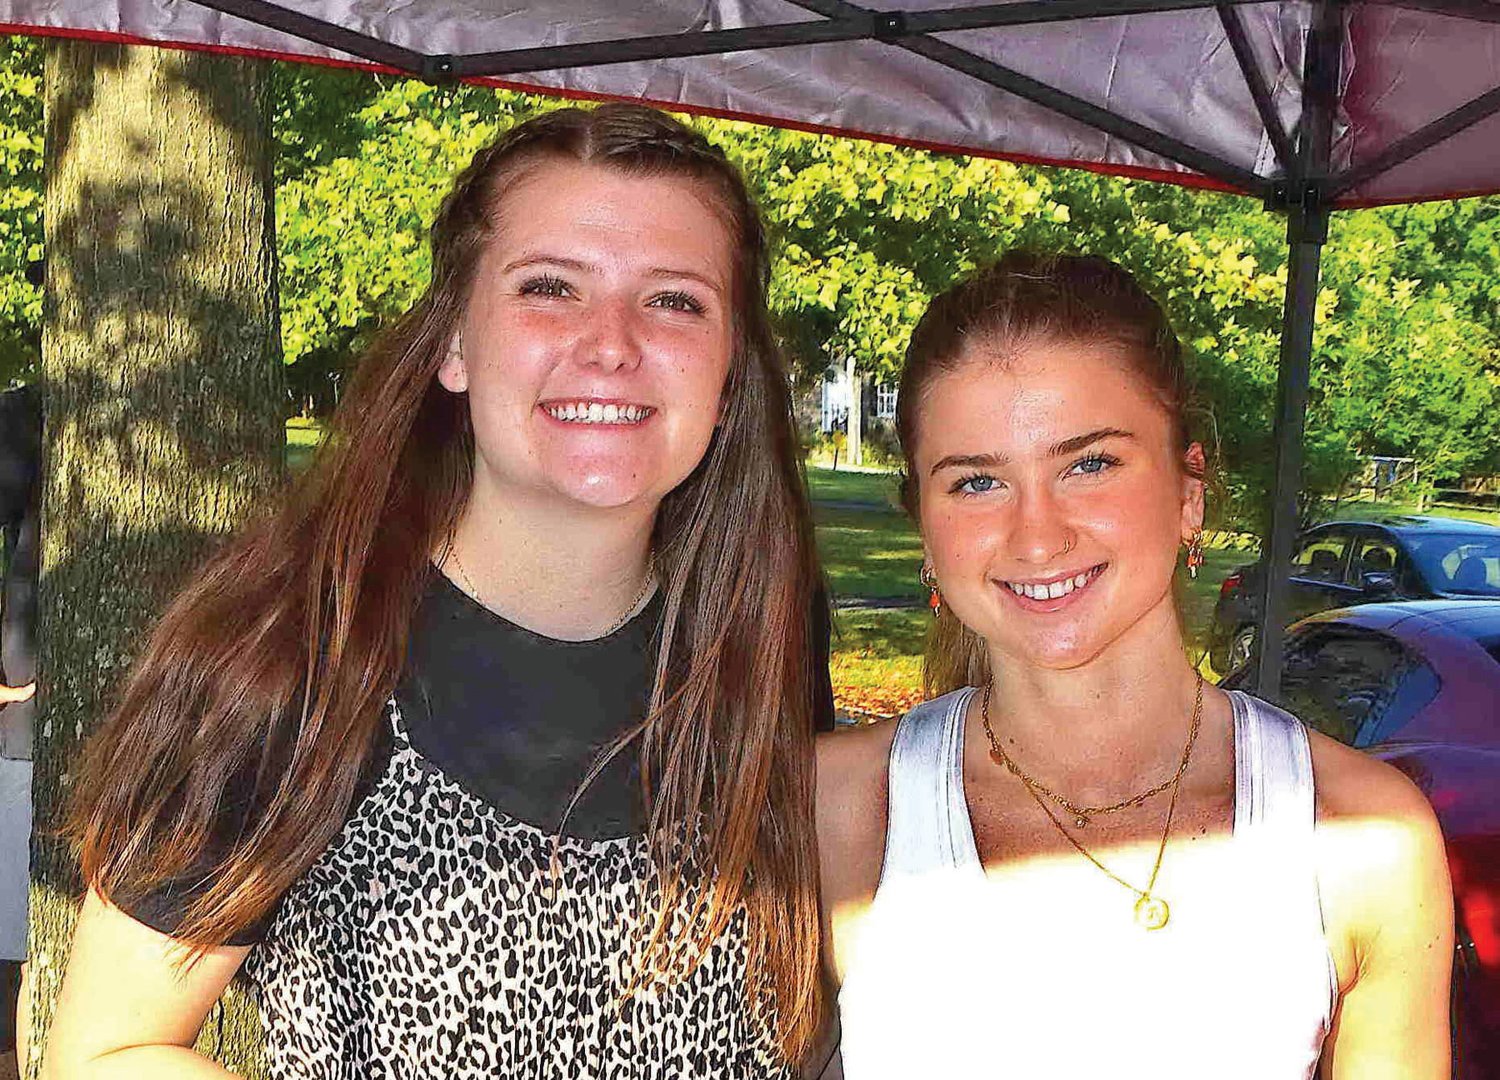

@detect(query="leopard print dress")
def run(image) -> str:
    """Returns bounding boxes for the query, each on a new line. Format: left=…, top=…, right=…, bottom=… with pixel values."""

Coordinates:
left=245, top=700, right=790, bottom=1079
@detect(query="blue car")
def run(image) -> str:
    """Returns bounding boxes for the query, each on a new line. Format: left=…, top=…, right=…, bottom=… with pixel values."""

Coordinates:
left=1210, top=516, right=1500, bottom=673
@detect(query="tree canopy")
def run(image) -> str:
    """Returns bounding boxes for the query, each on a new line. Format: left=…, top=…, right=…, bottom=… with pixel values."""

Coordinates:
left=3, top=48, right=1497, bottom=529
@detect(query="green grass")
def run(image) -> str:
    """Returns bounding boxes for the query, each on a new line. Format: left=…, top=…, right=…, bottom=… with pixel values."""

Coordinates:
left=806, top=466, right=903, bottom=508
left=829, top=609, right=928, bottom=717
left=1321, top=499, right=1500, bottom=528
left=285, top=417, right=325, bottom=474
left=814, top=505, right=924, bottom=601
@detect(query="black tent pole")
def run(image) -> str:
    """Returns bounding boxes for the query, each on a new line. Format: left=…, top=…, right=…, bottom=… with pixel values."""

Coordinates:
left=1250, top=1, right=1341, bottom=699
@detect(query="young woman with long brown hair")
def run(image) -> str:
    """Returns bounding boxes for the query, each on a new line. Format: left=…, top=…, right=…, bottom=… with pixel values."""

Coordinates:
left=817, top=253, right=1453, bottom=1078
left=43, top=103, right=828, bottom=1078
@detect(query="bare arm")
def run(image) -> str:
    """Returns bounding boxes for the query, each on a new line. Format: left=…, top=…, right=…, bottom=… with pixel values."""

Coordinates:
left=41, top=891, right=250, bottom=1079
left=0, top=682, right=34, bottom=705
left=814, top=722, right=895, bottom=984
left=1316, top=742, right=1454, bottom=1080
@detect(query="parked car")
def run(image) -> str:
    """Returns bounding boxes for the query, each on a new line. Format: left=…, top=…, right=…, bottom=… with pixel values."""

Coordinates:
left=1222, top=600, right=1500, bottom=1075
left=1210, top=516, right=1500, bottom=673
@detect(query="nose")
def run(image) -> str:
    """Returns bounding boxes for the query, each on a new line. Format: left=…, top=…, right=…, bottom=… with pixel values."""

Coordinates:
left=581, top=296, right=644, bottom=373
left=1010, top=485, right=1076, bottom=566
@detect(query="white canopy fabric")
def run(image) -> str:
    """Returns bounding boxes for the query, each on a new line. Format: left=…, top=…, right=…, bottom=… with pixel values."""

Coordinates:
left=2, top=1, right=1497, bottom=207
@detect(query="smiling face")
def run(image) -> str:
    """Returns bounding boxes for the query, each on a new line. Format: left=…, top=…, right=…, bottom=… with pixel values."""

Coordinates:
left=914, top=337, right=1205, bottom=671
left=437, top=160, right=736, bottom=514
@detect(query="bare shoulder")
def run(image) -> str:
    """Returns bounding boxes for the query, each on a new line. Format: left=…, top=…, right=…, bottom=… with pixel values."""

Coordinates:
left=815, top=718, right=900, bottom=846
left=814, top=718, right=900, bottom=916
left=1304, top=727, right=1451, bottom=957
left=1307, top=726, right=1442, bottom=840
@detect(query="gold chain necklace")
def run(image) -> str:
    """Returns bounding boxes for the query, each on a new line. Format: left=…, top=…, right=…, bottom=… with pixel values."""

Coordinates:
left=982, top=673, right=1203, bottom=828
left=448, top=548, right=656, bottom=638
left=980, top=673, right=1204, bottom=931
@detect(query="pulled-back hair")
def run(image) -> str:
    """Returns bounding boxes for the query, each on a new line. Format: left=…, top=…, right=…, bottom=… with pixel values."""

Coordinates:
left=66, top=104, right=824, bottom=1062
left=895, top=252, right=1197, bottom=696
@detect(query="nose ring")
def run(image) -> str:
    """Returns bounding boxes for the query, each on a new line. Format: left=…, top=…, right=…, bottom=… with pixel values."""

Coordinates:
left=1061, top=536, right=1076, bottom=556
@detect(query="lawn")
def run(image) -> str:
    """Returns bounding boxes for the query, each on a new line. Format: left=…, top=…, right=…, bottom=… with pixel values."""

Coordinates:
left=285, top=417, right=324, bottom=473
left=806, top=466, right=902, bottom=508
left=814, top=505, right=924, bottom=601
left=1321, top=499, right=1500, bottom=528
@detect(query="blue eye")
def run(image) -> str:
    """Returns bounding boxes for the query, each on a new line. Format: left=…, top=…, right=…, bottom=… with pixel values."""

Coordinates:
left=519, top=274, right=570, bottom=298
left=649, top=290, right=706, bottom=314
left=951, top=473, right=999, bottom=496
left=1069, top=453, right=1119, bottom=477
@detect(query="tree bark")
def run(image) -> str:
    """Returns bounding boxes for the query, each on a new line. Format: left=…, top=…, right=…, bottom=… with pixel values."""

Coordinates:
left=29, top=41, right=282, bottom=1077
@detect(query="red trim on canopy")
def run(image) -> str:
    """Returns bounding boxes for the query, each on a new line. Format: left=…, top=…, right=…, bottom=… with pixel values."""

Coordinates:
left=5, top=21, right=1497, bottom=207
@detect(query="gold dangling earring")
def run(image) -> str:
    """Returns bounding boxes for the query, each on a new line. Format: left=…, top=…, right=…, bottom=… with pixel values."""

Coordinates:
left=1186, top=529, right=1205, bottom=580
left=920, top=565, right=942, bottom=617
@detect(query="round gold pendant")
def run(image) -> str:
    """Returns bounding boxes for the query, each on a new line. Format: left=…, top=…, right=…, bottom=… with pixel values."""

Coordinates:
left=1134, top=895, right=1170, bottom=931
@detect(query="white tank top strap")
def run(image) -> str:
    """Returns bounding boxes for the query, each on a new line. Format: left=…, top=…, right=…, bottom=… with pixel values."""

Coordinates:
left=1229, top=688, right=1337, bottom=1023
left=1230, top=688, right=1316, bottom=838
left=881, top=687, right=980, bottom=882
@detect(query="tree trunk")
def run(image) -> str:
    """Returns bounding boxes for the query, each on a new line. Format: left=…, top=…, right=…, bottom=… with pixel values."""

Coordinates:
left=845, top=353, right=863, bottom=469
left=29, top=41, right=282, bottom=1077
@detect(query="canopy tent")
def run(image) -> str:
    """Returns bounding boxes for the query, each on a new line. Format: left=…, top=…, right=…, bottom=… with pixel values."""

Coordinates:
left=3, top=0, right=1499, bottom=695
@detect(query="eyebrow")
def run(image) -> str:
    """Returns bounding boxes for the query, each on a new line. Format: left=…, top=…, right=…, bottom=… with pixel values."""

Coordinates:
left=929, top=451, right=1006, bottom=476
left=501, top=254, right=725, bottom=293
left=1049, top=427, right=1136, bottom=457
left=928, top=428, right=1135, bottom=477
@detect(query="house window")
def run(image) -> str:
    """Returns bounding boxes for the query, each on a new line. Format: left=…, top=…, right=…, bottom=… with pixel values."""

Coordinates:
left=876, top=383, right=898, bottom=419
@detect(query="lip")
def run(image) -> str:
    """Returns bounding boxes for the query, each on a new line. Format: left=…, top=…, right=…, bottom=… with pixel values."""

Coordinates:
left=998, top=563, right=1107, bottom=612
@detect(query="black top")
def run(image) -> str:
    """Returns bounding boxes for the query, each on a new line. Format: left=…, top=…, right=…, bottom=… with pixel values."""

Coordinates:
left=128, top=568, right=835, bottom=944
left=397, top=569, right=654, bottom=841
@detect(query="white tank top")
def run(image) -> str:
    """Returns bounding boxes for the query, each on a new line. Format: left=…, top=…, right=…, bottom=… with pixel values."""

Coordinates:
left=837, top=689, right=1336, bottom=1080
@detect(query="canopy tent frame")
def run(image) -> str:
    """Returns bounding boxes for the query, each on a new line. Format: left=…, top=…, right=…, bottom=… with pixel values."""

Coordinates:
left=12, top=0, right=1500, bottom=696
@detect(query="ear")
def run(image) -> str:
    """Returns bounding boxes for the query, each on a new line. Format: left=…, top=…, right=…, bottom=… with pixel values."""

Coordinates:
left=437, top=331, right=468, bottom=394
left=1180, top=442, right=1207, bottom=540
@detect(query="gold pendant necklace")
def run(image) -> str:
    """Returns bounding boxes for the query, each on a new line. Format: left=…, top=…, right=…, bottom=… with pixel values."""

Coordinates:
left=980, top=673, right=1203, bottom=930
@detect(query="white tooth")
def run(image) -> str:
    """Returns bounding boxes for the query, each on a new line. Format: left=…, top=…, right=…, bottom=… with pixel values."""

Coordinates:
left=1009, top=583, right=1023, bottom=596
left=1047, top=581, right=1065, bottom=599
left=603, top=404, right=619, bottom=422
left=626, top=406, right=639, bottom=422
left=561, top=403, right=574, bottom=420
left=1025, top=584, right=1041, bottom=600
left=1074, top=573, right=1088, bottom=588
left=588, top=402, right=604, bottom=422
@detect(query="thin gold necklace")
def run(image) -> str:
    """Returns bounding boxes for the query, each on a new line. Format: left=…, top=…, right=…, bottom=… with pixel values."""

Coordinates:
left=982, top=673, right=1203, bottom=828
left=447, top=548, right=656, bottom=638
left=980, top=673, right=1204, bottom=931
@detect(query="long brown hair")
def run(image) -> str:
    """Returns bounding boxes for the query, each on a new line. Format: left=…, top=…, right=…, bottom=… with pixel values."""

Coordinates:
left=896, top=252, right=1199, bottom=696
left=66, top=103, right=824, bottom=1062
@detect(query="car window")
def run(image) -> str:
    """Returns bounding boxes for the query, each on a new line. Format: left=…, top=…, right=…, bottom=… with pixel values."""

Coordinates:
left=1279, top=627, right=1423, bottom=746
left=1291, top=532, right=1349, bottom=584
left=1355, top=656, right=1441, bottom=748
left=1346, top=535, right=1400, bottom=588
left=1407, top=534, right=1500, bottom=597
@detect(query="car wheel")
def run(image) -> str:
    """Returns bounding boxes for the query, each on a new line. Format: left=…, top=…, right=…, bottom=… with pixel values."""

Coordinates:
left=1227, top=624, right=1257, bottom=670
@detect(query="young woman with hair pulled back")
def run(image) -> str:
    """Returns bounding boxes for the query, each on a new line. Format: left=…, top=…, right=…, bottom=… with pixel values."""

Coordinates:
left=817, top=252, right=1452, bottom=1079
left=44, top=104, right=829, bottom=1078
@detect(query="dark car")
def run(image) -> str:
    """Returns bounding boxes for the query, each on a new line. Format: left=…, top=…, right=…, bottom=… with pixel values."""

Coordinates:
left=1222, top=600, right=1500, bottom=1076
left=1210, top=516, right=1500, bottom=673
